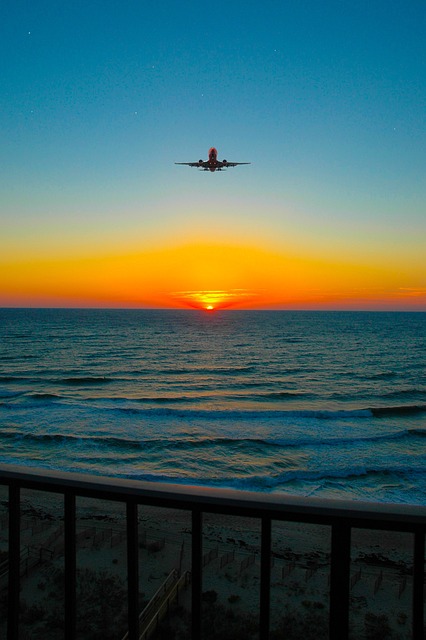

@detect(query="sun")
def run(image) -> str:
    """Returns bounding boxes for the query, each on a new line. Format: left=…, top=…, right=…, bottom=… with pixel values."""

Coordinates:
left=170, top=289, right=259, bottom=310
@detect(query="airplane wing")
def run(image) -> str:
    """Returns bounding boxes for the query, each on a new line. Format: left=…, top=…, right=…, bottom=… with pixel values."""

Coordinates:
left=175, top=162, right=209, bottom=167
left=221, top=162, right=251, bottom=167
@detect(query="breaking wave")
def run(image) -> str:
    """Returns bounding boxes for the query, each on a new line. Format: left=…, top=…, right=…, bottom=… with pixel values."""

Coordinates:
left=0, top=426, right=423, bottom=453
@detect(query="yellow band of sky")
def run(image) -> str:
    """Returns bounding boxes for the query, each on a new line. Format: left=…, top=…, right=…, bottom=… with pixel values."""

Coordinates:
left=1, top=241, right=424, bottom=309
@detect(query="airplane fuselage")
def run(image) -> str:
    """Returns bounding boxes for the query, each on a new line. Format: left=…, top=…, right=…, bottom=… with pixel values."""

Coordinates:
left=208, top=147, right=218, bottom=171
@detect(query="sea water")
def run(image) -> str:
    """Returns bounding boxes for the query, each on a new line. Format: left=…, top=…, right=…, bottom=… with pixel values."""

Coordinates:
left=0, top=309, right=425, bottom=504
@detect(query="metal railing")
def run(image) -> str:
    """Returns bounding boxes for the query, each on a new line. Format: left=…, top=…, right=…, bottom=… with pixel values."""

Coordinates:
left=0, top=463, right=425, bottom=640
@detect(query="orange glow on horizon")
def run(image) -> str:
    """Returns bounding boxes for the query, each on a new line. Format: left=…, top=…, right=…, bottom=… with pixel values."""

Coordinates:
left=0, top=241, right=425, bottom=310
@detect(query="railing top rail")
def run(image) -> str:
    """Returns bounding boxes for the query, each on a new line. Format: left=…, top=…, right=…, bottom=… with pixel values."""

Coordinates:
left=0, top=463, right=425, bottom=531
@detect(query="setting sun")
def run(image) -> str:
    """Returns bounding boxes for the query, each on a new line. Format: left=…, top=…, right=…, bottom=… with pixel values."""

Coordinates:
left=170, top=286, right=260, bottom=310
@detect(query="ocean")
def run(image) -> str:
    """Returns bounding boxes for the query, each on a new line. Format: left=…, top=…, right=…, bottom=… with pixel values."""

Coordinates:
left=0, top=309, right=425, bottom=504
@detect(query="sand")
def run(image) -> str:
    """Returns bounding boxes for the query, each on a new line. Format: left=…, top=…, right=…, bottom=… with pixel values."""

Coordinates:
left=0, top=489, right=416, bottom=639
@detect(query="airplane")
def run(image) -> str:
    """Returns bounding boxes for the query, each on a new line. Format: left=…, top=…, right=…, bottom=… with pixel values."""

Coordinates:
left=175, top=147, right=250, bottom=172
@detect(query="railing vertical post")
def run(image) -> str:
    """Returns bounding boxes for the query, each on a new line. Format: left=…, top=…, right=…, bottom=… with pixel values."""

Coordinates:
left=329, top=523, right=351, bottom=640
left=260, top=516, right=271, bottom=640
left=64, top=492, right=76, bottom=640
left=412, top=529, right=424, bottom=639
left=8, top=484, right=20, bottom=640
left=191, top=509, right=202, bottom=640
left=126, top=501, right=139, bottom=640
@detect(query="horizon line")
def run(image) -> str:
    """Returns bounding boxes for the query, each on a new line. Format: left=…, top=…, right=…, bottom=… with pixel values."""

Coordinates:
left=1, top=306, right=425, bottom=313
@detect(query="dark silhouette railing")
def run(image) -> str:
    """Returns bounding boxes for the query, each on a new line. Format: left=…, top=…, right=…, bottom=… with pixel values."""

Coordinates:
left=0, top=463, right=425, bottom=640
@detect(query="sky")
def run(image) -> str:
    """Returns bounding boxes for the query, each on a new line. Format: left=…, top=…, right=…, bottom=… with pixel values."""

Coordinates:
left=1, top=0, right=425, bottom=310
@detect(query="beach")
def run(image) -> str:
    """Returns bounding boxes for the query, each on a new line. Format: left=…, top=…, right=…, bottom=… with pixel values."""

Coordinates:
left=0, top=489, right=415, bottom=639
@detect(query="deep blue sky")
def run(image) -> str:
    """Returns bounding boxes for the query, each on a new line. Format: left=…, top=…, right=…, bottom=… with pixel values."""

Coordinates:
left=1, top=1, right=425, bottom=308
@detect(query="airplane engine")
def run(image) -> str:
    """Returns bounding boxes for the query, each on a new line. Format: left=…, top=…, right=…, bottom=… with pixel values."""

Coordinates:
left=198, top=159, right=203, bottom=164
left=222, top=159, right=228, bottom=165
